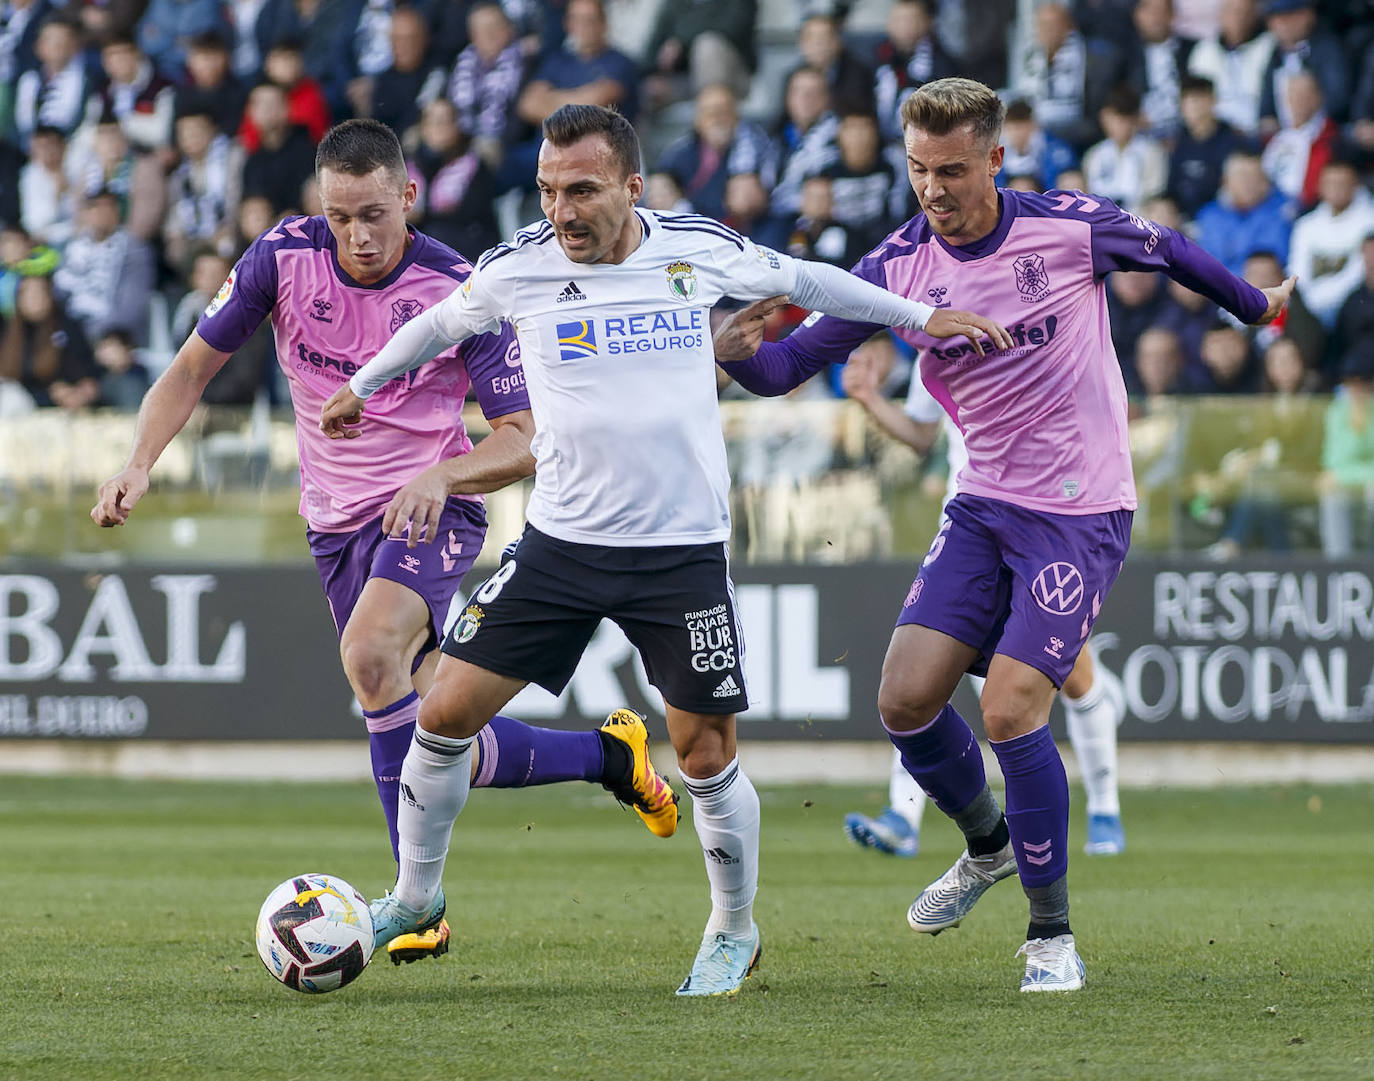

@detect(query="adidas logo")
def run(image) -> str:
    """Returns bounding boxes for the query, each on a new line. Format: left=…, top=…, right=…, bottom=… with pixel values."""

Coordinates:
left=399, top=782, right=425, bottom=811
left=704, top=846, right=739, bottom=865
left=556, top=280, right=586, bottom=303
left=712, top=674, right=740, bottom=698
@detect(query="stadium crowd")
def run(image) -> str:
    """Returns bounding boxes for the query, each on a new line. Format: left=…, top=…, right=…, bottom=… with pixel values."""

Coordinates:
left=1, top=0, right=1373, bottom=546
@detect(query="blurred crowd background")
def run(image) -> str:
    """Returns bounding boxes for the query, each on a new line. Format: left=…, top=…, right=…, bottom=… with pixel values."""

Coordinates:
left=2, top=0, right=1374, bottom=559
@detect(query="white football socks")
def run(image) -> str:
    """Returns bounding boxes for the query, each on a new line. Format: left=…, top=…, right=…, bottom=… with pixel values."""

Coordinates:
left=395, top=727, right=473, bottom=911
left=1062, top=680, right=1121, bottom=817
left=682, top=759, right=759, bottom=938
left=888, top=748, right=927, bottom=830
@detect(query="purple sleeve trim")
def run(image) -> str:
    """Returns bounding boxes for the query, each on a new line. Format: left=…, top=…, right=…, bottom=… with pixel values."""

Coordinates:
left=195, top=230, right=280, bottom=353
left=720, top=314, right=881, bottom=396
left=1158, top=228, right=1268, bottom=324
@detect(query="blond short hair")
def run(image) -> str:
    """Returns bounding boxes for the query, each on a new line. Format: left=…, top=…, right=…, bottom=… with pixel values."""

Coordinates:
left=900, top=77, right=1005, bottom=148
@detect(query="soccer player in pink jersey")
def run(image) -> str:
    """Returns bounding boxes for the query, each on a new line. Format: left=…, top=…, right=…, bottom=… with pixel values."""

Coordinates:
left=91, top=119, right=680, bottom=964
left=715, top=78, right=1294, bottom=992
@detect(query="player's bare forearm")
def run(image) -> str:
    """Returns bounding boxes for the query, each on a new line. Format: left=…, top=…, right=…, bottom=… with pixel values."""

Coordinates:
left=439, top=409, right=536, bottom=495
left=92, top=332, right=230, bottom=527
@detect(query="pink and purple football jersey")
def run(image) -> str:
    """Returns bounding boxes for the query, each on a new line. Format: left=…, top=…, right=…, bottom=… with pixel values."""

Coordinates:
left=197, top=216, right=529, bottom=532
left=728, top=189, right=1268, bottom=515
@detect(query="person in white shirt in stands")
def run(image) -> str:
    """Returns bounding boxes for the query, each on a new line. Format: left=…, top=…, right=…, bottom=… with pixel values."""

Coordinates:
left=1288, top=159, right=1374, bottom=328
left=320, top=103, right=1009, bottom=998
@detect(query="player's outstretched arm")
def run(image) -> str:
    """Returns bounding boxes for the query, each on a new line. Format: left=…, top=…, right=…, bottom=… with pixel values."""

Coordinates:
left=91, top=331, right=232, bottom=527
left=382, top=409, right=536, bottom=547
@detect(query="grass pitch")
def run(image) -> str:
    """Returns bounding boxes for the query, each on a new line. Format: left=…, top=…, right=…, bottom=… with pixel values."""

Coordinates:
left=1, top=774, right=1370, bottom=1081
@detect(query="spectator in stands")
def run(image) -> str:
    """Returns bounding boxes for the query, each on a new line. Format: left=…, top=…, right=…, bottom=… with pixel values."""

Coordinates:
left=786, top=175, right=860, bottom=267
left=722, top=172, right=771, bottom=237
left=643, top=0, right=757, bottom=110
left=163, top=107, right=244, bottom=273
left=1260, top=70, right=1342, bottom=209
left=1196, top=319, right=1262, bottom=392
left=1195, top=150, right=1294, bottom=275
left=231, top=192, right=274, bottom=254
left=1108, top=270, right=1165, bottom=392
left=1319, top=341, right=1374, bottom=556
left=66, top=116, right=165, bottom=241
left=822, top=110, right=903, bottom=252
left=0, top=273, right=98, bottom=409
left=1155, top=276, right=1219, bottom=382
left=1350, top=40, right=1374, bottom=164
left=53, top=187, right=155, bottom=345
left=872, top=0, right=956, bottom=139
left=1124, top=0, right=1196, bottom=138
left=0, top=0, right=48, bottom=130
left=448, top=2, right=527, bottom=175
left=1203, top=334, right=1319, bottom=558
left=174, top=32, right=248, bottom=138
left=91, top=327, right=150, bottom=408
left=170, top=246, right=230, bottom=344
left=999, top=98, right=1077, bottom=192
left=407, top=96, right=500, bottom=257
left=1258, top=0, right=1347, bottom=135
left=1081, top=84, right=1168, bottom=213
left=1288, top=160, right=1374, bottom=328
left=92, top=33, right=175, bottom=154
left=17, top=124, right=76, bottom=243
left=643, top=170, right=692, bottom=212
left=258, top=0, right=361, bottom=115
left=1332, top=234, right=1374, bottom=375
left=1012, top=1, right=1118, bottom=150
left=1134, top=325, right=1186, bottom=397
left=240, top=81, right=316, bottom=215
left=516, top=0, right=639, bottom=128
left=1071, top=0, right=1138, bottom=55
left=13, top=16, right=89, bottom=144
left=1188, top=0, right=1273, bottom=137
left=1140, top=192, right=1184, bottom=231
left=1167, top=75, right=1250, bottom=218
left=768, top=66, right=840, bottom=245
left=793, top=12, right=874, bottom=119
left=137, top=0, right=231, bottom=81
left=0, top=223, right=57, bottom=316
left=350, top=5, right=444, bottom=137
left=240, top=38, right=332, bottom=151
left=655, top=83, right=775, bottom=224
left=224, top=0, right=287, bottom=83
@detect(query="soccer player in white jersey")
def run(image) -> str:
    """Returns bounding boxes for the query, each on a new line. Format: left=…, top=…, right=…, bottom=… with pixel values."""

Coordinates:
left=91, top=119, right=683, bottom=965
left=713, top=78, right=1293, bottom=991
left=835, top=343, right=1129, bottom=859
left=320, top=104, right=1011, bottom=996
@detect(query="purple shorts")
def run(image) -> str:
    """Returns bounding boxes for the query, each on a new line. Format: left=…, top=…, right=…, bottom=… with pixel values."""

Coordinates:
left=307, top=497, right=488, bottom=655
left=896, top=494, right=1132, bottom=685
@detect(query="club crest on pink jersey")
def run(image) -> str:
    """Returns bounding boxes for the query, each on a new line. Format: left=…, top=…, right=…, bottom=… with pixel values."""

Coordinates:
left=390, top=298, right=424, bottom=332
left=1012, top=254, right=1051, bottom=302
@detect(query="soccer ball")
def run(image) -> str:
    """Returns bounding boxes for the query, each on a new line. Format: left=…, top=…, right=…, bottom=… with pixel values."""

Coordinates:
left=255, top=873, right=374, bottom=993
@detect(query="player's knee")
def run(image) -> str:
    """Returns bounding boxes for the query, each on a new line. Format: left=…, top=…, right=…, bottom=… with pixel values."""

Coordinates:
left=981, top=703, right=1038, bottom=742
left=338, top=636, right=400, bottom=703
left=416, top=693, right=485, bottom=740
left=876, top=679, right=943, bottom=733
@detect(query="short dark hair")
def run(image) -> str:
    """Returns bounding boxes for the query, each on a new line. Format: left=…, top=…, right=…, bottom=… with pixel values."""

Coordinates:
left=1180, top=74, right=1214, bottom=96
left=542, top=104, right=641, bottom=178
left=1103, top=84, right=1141, bottom=117
left=314, top=119, right=408, bottom=190
left=1004, top=99, right=1034, bottom=123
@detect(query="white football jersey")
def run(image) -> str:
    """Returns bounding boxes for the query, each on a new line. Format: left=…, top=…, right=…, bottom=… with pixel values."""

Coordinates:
left=432, top=209, right=798, bottom=546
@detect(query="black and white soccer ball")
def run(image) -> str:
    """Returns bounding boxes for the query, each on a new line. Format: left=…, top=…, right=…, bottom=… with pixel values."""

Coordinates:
left=255, top=873, right=374, bottom=993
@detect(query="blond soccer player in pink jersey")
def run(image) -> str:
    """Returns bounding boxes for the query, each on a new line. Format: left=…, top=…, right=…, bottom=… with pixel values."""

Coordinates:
left=715, top=78, right=1294, bottom=992
left=91, top=119, right=680, bottom=965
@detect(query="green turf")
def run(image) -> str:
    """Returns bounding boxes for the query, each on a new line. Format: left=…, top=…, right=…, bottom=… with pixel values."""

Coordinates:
left=1, top=776, right=1370, bottom=1081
